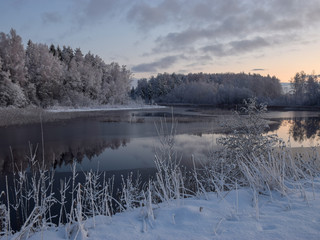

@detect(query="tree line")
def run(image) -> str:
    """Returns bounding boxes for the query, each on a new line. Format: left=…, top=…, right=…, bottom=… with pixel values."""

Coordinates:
left=1, top=30, right=319, bottom=108
left=131, top=72, right=283, bottom=105
left=0, top=29, right=131, bottom=108
left=289, top=71, right=320, bottom=106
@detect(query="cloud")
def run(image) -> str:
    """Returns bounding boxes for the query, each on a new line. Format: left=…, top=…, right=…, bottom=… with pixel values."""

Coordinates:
left=83, top=0, right=118, bottom=19
left=229, top=37, right=270, bottom=53
left=252, top=68, right=266, bottom=71
left=70, top=0, right=131, bottom=28
left=201, top=43, right=226, bottom=57
left=127, top=0, right=180, bottom=30
left=132, top=55, right=181, bottom=72
left=46, top=0, right=320, bottom=75
left=42, top=12, right=62, bottom=24
left=154, top=28, right=209, bottom=52
left=201, top=36, right=271, bottom=57
left=141, top=0, right=320, bottom=57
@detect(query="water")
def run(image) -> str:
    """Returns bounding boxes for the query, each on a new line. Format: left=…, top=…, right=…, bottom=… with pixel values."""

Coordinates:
left=0, top=107, right=320, bottom=174
left=1, top=107, right=320, bottom=230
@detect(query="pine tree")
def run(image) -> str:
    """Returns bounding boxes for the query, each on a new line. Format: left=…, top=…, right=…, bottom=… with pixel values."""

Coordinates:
left=49, top=44, right=56, bottom=56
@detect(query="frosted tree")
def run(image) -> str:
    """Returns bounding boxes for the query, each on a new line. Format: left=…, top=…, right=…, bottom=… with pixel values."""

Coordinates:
left=290, top=71, right=306, bottom=105
left=0, top=29, right=132, bottom=107
left=0, top=29, right=27, bottom=86
left=0, top=56, right=27, bottom=107
left=57, top=47, right=89, bottom=105
left=0, top=29, right=28, bottom=106
left=135, top=78, right=152, bottom=103
left=133, top=72, right=282, bottom=105
left=305, top=74, right=319, bottom=105
left=102, top=62, right=131, bottom=104
left=64, top=49, right=83, bottom=90
left=49, top=44, right=56, bottom=56
left=61, top=46, right=74, bottom=68
left=82, top=53, right=103, bottom=101
left=26, top=41, right=64, bottom=106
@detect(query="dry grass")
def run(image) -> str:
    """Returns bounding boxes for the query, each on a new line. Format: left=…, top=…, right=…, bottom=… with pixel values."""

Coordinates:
left=0, top=107, right=73, bottom=127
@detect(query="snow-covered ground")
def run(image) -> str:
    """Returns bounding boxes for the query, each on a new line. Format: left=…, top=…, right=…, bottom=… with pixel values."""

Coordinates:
left=46, top=104, right=166, bottom=113
left=12, top=179, right=320, bottom=240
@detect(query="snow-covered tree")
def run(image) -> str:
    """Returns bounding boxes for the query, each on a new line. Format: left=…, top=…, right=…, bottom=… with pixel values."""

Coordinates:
left=0, top=29, right=28, bottom=106
left=26, top=41, right=64, bottom=106
left=305, top=74, right=319, bottom=105
left=61, top=46, right=74, bottom=68
left=133, top=72, right=282, bottom=105
left=82, top=53, right=103, bottom=101
left=0, top=56, right=27, bottom=107
left=102, top=62, right=131, bottom=104
left=0, top=29, right=132, bottom=108
left=290, top=71, right=306, bottom=104
left=0, top=29, right=27, bottom=86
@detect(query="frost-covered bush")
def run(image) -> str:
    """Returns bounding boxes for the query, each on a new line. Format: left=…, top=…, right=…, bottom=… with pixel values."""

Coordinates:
left=206, top=98, right=319, bottom=195
left=217, top=98, right=283, bottom=159
left=209, top=99, right=284, bottom=191
left=0, top=79, right=28, bottom=107
left=153, top=117, right=186, bottom=203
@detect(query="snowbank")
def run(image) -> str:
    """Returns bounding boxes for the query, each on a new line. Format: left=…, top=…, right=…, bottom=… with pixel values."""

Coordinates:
left=16, top=180, right=320, bottom=240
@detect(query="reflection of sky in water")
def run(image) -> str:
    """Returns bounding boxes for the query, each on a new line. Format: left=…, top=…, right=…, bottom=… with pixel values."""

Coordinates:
left=73, top=120, right=320, bottom=172
left=264, top=111, right=320, bottom=119
left=269, top=120, right=320, bottom=148
left=1, top=110, right=320, bottom=173
left=67, top=137, right=157, bottom=172
left=55, top=132, right=221, bottom=172
left=59, top=134, right=219, bottom=172
left=60, top=132, right=223, bottom=172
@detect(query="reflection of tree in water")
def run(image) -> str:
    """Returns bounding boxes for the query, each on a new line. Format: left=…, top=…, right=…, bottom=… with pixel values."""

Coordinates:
left=266, top=121, right=281, bottom=133
left=0, top=137, right=130, bottom=174
left=53, top=138, right=129, bottom=168
left=289, top=117, right=320, bottom=143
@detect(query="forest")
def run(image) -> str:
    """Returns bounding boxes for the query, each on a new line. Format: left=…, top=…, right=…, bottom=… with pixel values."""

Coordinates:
left=1, top=29, right=319, bottom=108
left=131, top=71, right=320, bottom=106
left=132, top=72, right=282, bottom=105
left=0, top=29, right=131, bottom=108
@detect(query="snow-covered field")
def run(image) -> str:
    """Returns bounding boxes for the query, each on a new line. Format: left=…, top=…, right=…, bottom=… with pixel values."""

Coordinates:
left=13, top=180, right=320, bottom=240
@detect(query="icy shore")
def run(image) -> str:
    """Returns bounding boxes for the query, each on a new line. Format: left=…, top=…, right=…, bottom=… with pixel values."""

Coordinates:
left=9, top=179, right=320, bottom=240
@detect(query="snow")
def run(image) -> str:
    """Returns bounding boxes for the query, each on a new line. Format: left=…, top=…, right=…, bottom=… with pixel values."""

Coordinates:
left=46, top=104, right=166, bottom=113
left=13, top=179, right=320, bottom=240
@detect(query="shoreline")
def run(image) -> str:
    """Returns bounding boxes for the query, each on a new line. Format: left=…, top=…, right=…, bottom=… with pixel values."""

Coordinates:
left=1, top=103, right=319, bottom=128
left=0, top=105, right=167, bottom=127
left=160, top=103, right=320, bottom=111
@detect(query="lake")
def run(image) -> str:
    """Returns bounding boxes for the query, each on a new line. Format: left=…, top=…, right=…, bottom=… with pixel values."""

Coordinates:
left=0, top=107, right=320, bottom=175
left=1, top=106, right=320, bottom=230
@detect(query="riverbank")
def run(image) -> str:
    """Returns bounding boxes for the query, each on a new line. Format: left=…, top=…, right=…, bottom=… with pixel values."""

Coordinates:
left=3, top=143, right=320, bottom=239
left=6, top=178, right=320, bottom=240
left=0, top=104, right=166, bottom=127
left=159, top=103, right=320, bottom=111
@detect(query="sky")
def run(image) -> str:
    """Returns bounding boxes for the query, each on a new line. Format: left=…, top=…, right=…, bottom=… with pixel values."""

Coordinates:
left=0, top=0, right=320, bottom=82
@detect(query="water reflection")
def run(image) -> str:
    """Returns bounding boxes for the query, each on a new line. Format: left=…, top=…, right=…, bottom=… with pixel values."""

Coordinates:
left=0, top=110, right=319, bottom=174
left=0, top=137, right=130, bottom=174
left=289, top=117, right=320, bottom=143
